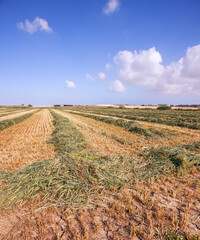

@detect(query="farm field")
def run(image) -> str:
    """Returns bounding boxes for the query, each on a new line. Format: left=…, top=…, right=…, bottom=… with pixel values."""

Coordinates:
left=0, top=108, right=37, bottom=121
left=64, top=106, right=200, bottom=129
left=0, top=106, right=199, bottom=239
left=0, top=109, right=55, bottom=171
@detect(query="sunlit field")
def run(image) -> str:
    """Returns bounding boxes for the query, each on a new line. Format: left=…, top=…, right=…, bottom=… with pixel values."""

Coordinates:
left=0, top=106, right=199, bottom=239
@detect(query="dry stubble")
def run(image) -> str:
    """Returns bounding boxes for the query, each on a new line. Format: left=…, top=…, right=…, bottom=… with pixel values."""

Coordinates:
left=54, top=110, right=200, bottom=156
left=0, top=109, right=55, bottom=171
left=0, top=109, right=37, bottom=121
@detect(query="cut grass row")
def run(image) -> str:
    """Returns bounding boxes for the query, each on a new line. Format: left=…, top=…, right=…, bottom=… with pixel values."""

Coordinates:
left=0, top=110, right=199, bottom=210
left=64, top=107, right=200, bottom=129
left=47, top=110, right=86, bottom=156
left=0, top=110, right=39, bottom=132
left=0, top=110, right=199, bottom=239
left=0, top=109, right=24, bottom=117
left=61, top=110, right=168, bottom=138
left=0, top=111, right=134, bottom=208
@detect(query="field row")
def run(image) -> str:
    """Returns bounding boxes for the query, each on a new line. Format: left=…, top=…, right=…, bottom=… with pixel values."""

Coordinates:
left=0, top=109, right=55, bottom=171
left=0, top=109, right=27, bottom=117
left=63, top=106, right=200, bottom=129
left=60, top=109, right=200, bottom=151
left=0, top=109, right=36, bottom=122
left=0, top=108, right=199, bottom=239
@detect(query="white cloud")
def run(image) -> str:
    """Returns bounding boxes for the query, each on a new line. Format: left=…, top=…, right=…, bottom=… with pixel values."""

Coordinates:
left=97, top=72, right=106, bottom=80
left=114, top=44, right=200, bottom=95
left=109, top=80, right=125, bottom=92
left=106, top=63, right=112, bottom=72
left=65, top=80, right=76, bottom=88
left=86, top=73, right=95, bottom=81
left=86, top=72, right=106, bottom=81
left=17, top=17, right=52, bottom=34
left=103, top=0, right=120, bottom=15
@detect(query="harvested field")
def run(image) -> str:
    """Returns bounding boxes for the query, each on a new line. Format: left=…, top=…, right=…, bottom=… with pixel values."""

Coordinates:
left=0, top=108, right=32, bottom=117
left=0, top=107, right=199, bottom=239
left=55, top=110, right=200, bottom=155
left=64, top=109, right=200, bottom=136
left=64, top=106, right=200, bottom=129
left=53, top=109, right=145, bottom=155
left=0, top=170, right=199, bottom=239
left=0, top=109, right=36, bottom=121
left=0, top=109, right=22, bottom=116
left=0, top=109, right=55, bottom=171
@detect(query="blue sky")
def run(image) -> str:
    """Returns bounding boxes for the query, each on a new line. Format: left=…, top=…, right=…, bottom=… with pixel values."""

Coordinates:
left=0, top=0, right=200, bottom=106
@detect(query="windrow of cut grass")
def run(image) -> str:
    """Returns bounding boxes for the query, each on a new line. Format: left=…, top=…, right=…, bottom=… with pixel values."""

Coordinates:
left=64, top=106, right=200, bottom=129
left=0, top=143, right=199, bottom=238
left=0, top=109, right=37, bottom=122
left=0, top=106, right=27, bottom=112
left=0, top=109, right=25, bottom=117
left=62, top=110, right=168, bottom=138
left=0, top=109, right=31, bottom=117
left=47, top=110, right=86, bottom=157
left=0, top=111, right=136, bottom=209
left=0, top=112, right=199, bottom=210
left=139, top=141, right=200, bottom=179
left=2, top=172, right=200, bottom=239
left=0, top=110, right=38, bottom=132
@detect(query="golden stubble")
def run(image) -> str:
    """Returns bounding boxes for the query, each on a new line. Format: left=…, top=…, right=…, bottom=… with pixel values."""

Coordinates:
left=0, top=109, right=37, bottom=121
left=0, top=109, right=55, bottom=171
left=53, top=110, right=200, bottom=156
left=1, top=170, right=199, bottom=239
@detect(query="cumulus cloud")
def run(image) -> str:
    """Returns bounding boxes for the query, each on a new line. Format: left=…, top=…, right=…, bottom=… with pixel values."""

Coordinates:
left=65, top=80, right=76, bottom=88
left=109, top=80, right=125, bottom=92
left=86, top=73, right=95, bottom=81
left=17, top=17, right=52, bottom=34
left=86, top=72, right=106, bottom=81
left=114, top=44, right=200, bottom=95
left=97, top=72, right=106, bottom=80
left=103, top=0, right=120, bottom=15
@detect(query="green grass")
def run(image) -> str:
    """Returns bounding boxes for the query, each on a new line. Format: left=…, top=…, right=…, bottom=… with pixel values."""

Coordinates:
left=47, top=110, right=86, bottom=156
left=139, top=142, right=200, bottom=178
left=166, top=230, right=199, bottom=240
left=0, top=155, right=134, bottom=209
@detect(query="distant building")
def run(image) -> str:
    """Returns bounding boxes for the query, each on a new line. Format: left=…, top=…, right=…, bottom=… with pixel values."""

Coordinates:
left=157, top=104, right=170, bottom=107
left=54, top=105, right=61, bottom=107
